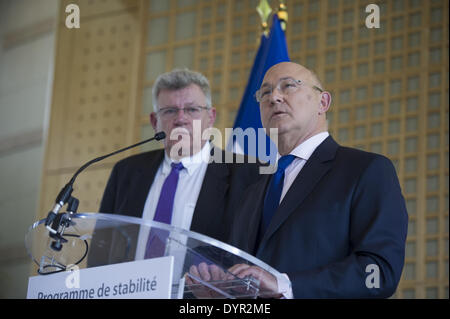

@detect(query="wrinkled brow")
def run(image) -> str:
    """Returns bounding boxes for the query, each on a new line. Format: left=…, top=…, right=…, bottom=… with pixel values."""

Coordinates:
left=260, top=76, right=296, bottom=88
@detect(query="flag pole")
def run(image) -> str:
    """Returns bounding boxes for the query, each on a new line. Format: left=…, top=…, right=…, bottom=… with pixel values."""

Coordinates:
left=256, top=0, right=272, bottom=37
left=277, top=0, right=288, bottom=31
left=228, top=1, right=289, bottom=163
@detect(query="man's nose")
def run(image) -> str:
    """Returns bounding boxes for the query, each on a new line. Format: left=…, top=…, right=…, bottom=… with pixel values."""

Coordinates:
left=174, top=108, right=190, bottom=123
left=269, top=87, right=284, bottom=104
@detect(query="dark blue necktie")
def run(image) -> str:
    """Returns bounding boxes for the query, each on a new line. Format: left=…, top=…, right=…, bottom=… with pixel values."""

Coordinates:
left=260, top=155, right=296, bottom=237
left=144, top=162, right=184, bottom=259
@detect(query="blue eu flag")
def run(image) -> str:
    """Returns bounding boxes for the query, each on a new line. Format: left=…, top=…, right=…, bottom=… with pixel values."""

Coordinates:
left=227, top=14, right=290, bottom=164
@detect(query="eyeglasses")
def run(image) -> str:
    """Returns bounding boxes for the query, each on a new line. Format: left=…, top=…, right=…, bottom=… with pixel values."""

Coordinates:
left=156, top=106, right=210, bottom=119
left=255, top=77, right=324, bottom=103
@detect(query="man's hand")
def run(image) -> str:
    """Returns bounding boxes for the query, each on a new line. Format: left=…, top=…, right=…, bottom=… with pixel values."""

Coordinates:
left=185, top=262, right=228, bottom=298
left=184, top=262, right=283, bottom=298
left=228, top=264, right=282, bottom=298
left=187, top=262, right=227, bottom=282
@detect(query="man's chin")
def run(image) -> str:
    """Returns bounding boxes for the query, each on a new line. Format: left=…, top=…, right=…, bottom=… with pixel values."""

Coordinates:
left=166, top=140, right=201, bottom=159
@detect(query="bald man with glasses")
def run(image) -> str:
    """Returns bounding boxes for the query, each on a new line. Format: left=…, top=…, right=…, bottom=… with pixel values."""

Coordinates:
left=191, top=62, right=408, bottom=299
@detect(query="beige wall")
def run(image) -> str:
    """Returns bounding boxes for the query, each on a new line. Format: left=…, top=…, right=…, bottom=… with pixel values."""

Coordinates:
left=39, top=0, right=145, bottom=219
left=0, top=0, right=59, bottom=298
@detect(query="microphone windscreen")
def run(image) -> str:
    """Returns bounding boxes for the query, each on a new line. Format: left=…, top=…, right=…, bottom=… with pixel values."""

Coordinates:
left=154, top=131, right=166, bottom=141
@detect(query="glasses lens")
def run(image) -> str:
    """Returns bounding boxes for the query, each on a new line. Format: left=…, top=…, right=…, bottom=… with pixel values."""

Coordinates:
left=256, top=87, right=271, bottom=102
left=186, top=106, right=202, bottom=118
left=279, top=79, right=299, bottom=93
left=160, top=108, right=177, bottom=117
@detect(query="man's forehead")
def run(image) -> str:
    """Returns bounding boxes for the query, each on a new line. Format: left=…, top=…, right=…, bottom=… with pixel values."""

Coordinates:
left=260, top=76, right=295, bottom=87
left=262, top=64, right=310, bottom=85
left=159, top=83, right=202, bottom=95
left=158, top=84, right=205, bottom=101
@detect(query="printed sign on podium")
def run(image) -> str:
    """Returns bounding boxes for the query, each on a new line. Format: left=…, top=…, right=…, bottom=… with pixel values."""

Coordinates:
left=25, top=213, right=289, bottom=299
left=27, top=256, right=174, bottom=299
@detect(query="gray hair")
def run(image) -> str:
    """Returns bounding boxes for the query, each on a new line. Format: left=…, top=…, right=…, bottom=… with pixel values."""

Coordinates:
left=152, top=68, right=212, bottom=112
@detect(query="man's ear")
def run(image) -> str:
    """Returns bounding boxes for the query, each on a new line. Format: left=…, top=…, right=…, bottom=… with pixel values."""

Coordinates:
left=208, top=107, right=217, bottom=127
left=319, top=91, right=332, bottom=115
left=150, top=112, right=158, bottom=130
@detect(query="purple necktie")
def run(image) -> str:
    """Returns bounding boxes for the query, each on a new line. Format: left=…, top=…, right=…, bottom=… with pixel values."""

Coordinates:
left=144, top=162, right=184, bottom=259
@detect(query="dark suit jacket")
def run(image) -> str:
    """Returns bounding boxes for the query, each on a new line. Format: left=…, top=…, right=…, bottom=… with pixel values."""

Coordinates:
left=99, top=146, right=261, bottom=243
left=229, top=136, right=408, bottom=298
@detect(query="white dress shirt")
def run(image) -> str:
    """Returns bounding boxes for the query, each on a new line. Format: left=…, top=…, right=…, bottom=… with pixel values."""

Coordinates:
left=275, top=131, right=330, bottom=298
left=280, top=131, right=330, bottom=203
left=134, top=142, right=211, bottom=260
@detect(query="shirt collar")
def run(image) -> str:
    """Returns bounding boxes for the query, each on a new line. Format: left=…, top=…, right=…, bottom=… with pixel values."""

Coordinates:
left=162, top=142, right=211, bottom=176
left=277, top=132, right=329, bottom=161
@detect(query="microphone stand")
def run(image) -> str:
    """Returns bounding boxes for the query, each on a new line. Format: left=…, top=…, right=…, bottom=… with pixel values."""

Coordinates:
left=44, top=131, right=166, bottom=252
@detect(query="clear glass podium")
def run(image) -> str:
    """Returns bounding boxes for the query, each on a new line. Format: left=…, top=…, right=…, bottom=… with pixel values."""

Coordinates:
left=25, top=213, right=288, bottom=299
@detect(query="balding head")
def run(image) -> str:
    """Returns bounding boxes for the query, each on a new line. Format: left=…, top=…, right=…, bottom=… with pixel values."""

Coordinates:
left=263, top=62, right=323, bottom=90
left=258, top=62, right=332, bottom=154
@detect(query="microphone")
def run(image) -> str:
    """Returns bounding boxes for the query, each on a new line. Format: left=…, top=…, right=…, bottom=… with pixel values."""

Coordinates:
left=44, top=132, right=166, bottom=240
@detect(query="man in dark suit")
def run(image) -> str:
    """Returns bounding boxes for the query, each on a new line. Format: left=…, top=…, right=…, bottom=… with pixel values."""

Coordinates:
left=98, top=69, right=260, bottom=253
left=227, top=62, right=408, bottom=298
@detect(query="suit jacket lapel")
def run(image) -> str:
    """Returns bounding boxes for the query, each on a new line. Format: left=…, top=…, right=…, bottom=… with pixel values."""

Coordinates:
left=257, top=136, right=339, bottom=254
left=125, top=150, right=164, bottom=217
left=246, top=175, right=270, bottom=254
left=190, top=148, right=229, bottom=233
